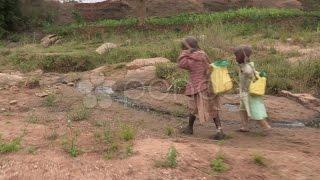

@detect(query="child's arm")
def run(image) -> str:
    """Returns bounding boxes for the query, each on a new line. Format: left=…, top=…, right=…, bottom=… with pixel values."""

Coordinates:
left=178, top=52, right=191, bottom=70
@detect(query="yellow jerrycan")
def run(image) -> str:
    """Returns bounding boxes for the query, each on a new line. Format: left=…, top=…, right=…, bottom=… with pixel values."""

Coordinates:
left=249, top=72, right=267, bottom=96
left=210, top=60, right=233, bottom=94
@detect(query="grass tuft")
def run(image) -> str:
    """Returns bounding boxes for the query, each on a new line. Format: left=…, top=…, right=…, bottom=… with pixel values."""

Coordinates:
left=253, top=153, right=267, bottom=166
left=67, top=105, right=90, bottom=122
left=210, top=151, right=229, bottom=173
left=0, top=137, right=21, bottom=154
left=119, top=124, right=135, bottom=141
left=155, top=146, right=178, bottom=168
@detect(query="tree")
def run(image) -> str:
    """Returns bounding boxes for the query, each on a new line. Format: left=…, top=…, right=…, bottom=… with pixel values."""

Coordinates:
left=0, top=0, right=22, bottom=37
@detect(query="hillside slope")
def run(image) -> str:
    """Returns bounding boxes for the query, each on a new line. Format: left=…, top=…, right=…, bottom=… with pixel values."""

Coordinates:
left=74, top=0, right=310, bottom=20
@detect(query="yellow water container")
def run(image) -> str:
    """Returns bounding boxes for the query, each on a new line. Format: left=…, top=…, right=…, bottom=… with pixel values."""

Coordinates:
left=211, top=64, right=233, bottom=94
left=249, top=76, right=267, bottom=96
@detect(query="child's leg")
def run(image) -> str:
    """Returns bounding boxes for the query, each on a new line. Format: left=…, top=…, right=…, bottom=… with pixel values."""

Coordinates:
left=239, top=110, right=250, bottom=132
left=258, top=120, right=271, bottom=130
left=212, top=115, right=226, bottom=140
left=182, top=114, right=196, bottom=135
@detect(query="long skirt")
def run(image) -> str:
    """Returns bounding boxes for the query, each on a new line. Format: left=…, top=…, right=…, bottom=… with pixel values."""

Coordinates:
left=188, top=89, right=220, bottom=124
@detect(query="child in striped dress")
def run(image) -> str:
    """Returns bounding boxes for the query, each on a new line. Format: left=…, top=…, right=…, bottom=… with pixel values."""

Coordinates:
left=178, top=36, right=225, bottom=140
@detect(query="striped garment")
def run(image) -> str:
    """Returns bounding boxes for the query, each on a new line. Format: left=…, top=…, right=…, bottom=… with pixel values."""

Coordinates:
left=178, top=50, right=211, bottom=96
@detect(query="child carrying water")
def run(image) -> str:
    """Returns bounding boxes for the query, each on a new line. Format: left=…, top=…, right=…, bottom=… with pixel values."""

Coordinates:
left=234, top=45, right=272, bottom=133
left=178, top=36, right=225, bottom=140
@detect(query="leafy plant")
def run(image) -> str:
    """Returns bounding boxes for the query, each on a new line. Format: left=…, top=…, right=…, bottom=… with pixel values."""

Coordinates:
left=155, top=146, right=178, bottom=168
left=210, top=152, right=229, bottom=173
left=119, top=124, right=135, bottom=141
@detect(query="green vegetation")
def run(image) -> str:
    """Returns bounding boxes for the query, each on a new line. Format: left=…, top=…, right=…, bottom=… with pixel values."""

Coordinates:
left=0, top=0, right=22, bottom=38
left=0, top=137, right=21, bottom=154
left=62, top=131, right=80, bottom=158
left=67, top=105, right=90, bottom=122
left=164, top=126, right=175, bottom=137
left=43, top=94, right=57, bottom=107
left=119, top=124, right=135, bottom=141
left=0, top=8, right=319, bottom=95
left=253, top=153, right=267, bottom=166
left=45, top=8, right=319, bottom=35
left=156, top=63, right=188, bottom=93
left=210, top=152, right=229, bottom=173
left=155, top=146, right=178, bottom=168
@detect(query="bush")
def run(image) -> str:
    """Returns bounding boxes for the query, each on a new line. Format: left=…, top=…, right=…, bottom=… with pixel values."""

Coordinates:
left=156, top=62, right=188, bottom=93
left=0, top=0, right=22, bottom=33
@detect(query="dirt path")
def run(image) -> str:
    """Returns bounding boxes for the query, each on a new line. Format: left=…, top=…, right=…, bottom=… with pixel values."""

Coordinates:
left=0, top=82, right=319, bottom=179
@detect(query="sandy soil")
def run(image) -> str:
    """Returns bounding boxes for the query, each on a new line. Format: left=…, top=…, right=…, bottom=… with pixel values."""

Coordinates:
left=0, top=78, right=320, bottom=180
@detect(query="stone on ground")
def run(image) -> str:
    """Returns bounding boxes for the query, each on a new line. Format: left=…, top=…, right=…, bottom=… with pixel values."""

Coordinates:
left=280, top=90, right=320, bottom=111
left=126, top=57, right=170, bottom=70
left=41, top=34, right=62, bottom=48
left=95, top=43, right=117, bottom=55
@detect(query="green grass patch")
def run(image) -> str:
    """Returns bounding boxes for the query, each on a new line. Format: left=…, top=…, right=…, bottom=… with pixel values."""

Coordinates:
left=0, top=137, right=21, bottom=154
left=155, top=146, right=178, bottom=168
left=119, top=124, right=135, bottom=141
left=43, top=94, right=57, bottom=107
left=210, top=151, right=229, bottom=173
left=67, top=105, right=90, bottom=122
left=252, top=153, right=267, bottom=167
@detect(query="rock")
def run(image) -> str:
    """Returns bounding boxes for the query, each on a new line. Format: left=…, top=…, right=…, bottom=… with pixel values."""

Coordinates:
left=126, top=57, right=170, bottom=70
left=0, top=73, right=25, bottom=87
left=41, top=34, right=62, bottom=48
left=67, top=82, right=75, bottom=87
left=9, top=100, right=18, bottom=105
left=95, top=43, right=117, bottom=55
left=1, top=108, right=6, bottom=112
left=280, top=90, right=320, bottom=110
left=35, top=92, right=49, bottom=98
left=125, top=66, right=156, bottom=84
left=113, top=66, right=157, bottom=91
left=62, top=73, right=81, bottom=84
left=112, top=80, right=143, bottom=92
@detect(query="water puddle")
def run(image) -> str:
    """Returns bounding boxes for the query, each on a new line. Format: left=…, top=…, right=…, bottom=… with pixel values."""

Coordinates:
left=271, top=121, right=305, bottom=128
left=223, top=103, right=239, bottom=112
